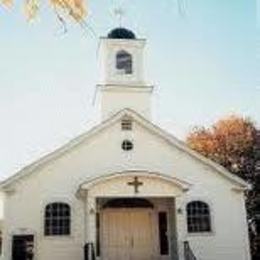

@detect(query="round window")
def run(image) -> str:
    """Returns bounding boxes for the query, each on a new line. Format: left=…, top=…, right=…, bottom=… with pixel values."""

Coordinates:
left=122, top=140, right=133, bottom=151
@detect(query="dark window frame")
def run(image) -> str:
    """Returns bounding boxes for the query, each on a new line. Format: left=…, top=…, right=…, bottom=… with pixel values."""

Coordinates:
left=186, top=201, right=211, bottom=233
left=44, top=202, right=71, bottom=236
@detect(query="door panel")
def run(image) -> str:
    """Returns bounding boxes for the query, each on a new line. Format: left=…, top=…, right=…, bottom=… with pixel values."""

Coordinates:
left=102, top=211, right=131, bottom=260
left=130, top=211, right=153, bottom=260
left=101, top=209, right=154, bottom=260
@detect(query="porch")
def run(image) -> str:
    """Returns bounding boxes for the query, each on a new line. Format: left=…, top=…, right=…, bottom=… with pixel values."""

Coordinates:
left=77, top=170, right=192, bottom=260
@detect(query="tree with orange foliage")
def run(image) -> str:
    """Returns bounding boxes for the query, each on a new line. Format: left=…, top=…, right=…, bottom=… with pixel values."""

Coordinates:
left=1, top=0, right=87, bottom=21
left=187, top=115, right=259, bottom=259
left=187, top=116, right=256, bottom=177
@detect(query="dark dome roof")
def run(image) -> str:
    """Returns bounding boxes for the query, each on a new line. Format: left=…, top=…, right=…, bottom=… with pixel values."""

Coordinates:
left=107, top=28, right=136, bottom=39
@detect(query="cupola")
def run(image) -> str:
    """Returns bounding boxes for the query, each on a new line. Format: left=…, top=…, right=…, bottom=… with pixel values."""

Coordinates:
left=96, top=28, right=153, bottom=120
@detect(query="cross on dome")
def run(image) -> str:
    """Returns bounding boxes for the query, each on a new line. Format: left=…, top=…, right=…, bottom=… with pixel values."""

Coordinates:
left=114, top=7, right=125, bottom=27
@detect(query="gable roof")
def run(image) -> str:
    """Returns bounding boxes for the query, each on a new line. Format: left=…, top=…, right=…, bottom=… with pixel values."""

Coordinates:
left=0, top=109, right=248, bottom=190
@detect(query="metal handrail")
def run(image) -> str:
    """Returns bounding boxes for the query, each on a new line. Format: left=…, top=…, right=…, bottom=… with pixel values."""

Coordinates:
left=184, top=241, right=197, bottom=260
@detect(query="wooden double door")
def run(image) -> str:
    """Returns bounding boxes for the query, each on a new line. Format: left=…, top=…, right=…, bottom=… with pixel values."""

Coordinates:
left=101, top=209, right=155, bottom=260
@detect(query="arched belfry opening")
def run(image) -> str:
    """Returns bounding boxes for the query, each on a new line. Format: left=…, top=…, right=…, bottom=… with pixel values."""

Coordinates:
left=116, top=50, right=133, bottom=74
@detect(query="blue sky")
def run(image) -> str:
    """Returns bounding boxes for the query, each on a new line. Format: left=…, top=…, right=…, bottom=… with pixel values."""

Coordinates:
left=0, top=0, right=258, bottom=179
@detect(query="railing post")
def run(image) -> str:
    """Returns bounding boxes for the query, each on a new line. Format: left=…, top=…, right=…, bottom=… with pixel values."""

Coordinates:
left=183, top=241, right=197, bottom=260
left=184, top=241, right=188, bottom=260
left=84, top=242, right=96, bottom=260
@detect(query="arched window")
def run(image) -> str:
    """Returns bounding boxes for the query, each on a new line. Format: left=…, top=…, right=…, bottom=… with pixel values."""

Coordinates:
left=186, top=201, right=211, bottom=233
left=116, top=50, right=132, bottom=74
left=44, top=202, right=71, bottom=236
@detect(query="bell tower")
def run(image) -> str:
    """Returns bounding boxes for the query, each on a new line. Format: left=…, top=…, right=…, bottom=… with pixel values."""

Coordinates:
left=96, top=28, right=153, bottom=120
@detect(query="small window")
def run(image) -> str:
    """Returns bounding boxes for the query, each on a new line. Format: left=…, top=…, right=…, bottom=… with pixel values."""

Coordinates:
left=158, top=212, right=169, bottom=255
left=186, top=201, right=211, bottom=233
left=96, top=213, right=100, bottom=257
left=116, top=50, right=132, bottom=74
left=44, top=202, right=71, bottom=236
left=121, top=119, right=132, bottom=131
left=122, top=140, right=133, bottom=151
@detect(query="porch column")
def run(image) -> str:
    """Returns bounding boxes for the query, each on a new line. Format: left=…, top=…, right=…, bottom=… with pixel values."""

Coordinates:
left=175, top=195, right=186, bottom=260
left=85, top=194, right=97, bottom=245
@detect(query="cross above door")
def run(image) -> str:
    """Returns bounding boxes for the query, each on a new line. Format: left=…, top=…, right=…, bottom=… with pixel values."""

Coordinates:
left=128, top=177, right=143, bottom=194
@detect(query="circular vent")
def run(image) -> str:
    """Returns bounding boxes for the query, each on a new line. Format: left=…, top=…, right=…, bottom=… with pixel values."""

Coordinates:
left=122, top=140, right=133, bottom=151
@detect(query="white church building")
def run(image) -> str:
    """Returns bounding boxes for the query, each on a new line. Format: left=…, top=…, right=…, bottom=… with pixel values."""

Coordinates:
left=0, top=28, right=251, bottom=260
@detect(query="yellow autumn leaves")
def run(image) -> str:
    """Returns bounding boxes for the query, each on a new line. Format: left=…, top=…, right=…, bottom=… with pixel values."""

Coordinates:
left=24, top=0, right=40, bottom=19
left=1, top=0, right=87, bottom=21
left=50, top=0, right=87, bottom=21
left=1, top=0, right=12, bottom=7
